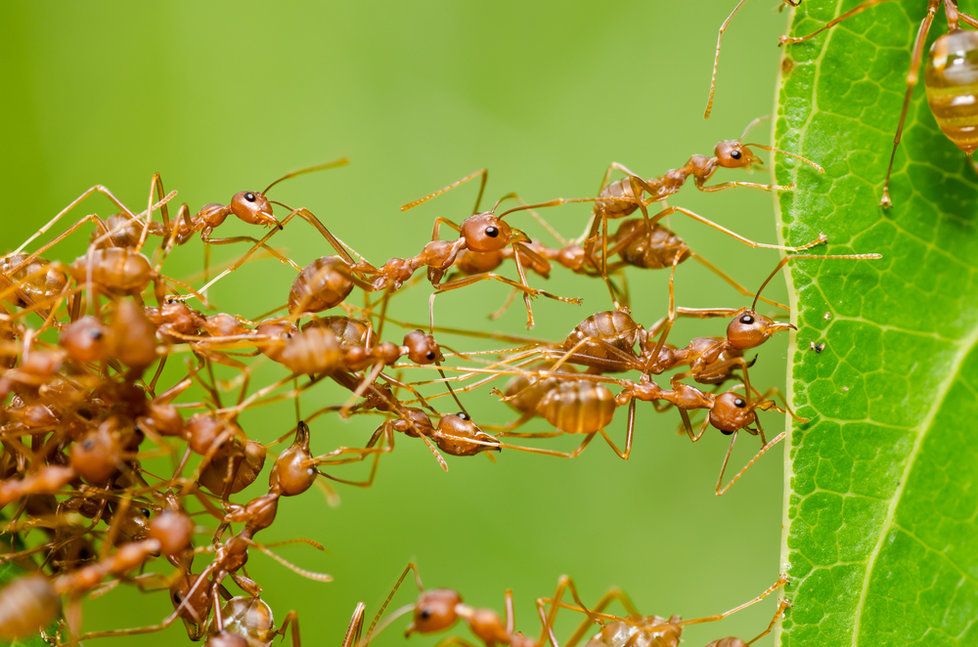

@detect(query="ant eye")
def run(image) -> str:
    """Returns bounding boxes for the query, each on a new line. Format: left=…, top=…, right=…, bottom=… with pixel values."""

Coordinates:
left=730, top=149, right=742, bottom=160
left=244, top=192, right=256, bottom=202
left=172, top=591, right=183, bottom=604
left=90, top=329, right=104, bottom=340
left=140, top=508, right=151, bottom=517
left=739, top=314, right=754, bottom=325
left=485, top=226, right=499, bottom=238
left=82, top=439, right=95, bottom=450
left=419, top=608, right=432, bottom=621
left=425, top=352, right=436, bottom=361
left=457, top=412, right=470, bottom=420
left=734, top=398, right=747, bottom=408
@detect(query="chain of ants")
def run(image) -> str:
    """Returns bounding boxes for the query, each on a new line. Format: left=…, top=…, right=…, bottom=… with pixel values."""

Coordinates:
left=0, top=117, right=881, bottom=647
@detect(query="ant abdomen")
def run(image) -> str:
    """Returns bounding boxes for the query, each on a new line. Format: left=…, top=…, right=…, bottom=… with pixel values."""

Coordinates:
left=288, top=256, right=355, bottom=315
left=0, top=575, right=60, bottom=641
left=536, top=379, right=616, bottom=434
left=613, top=220, right=690, bottom=270
left=926, top=29, right=978, bottom=154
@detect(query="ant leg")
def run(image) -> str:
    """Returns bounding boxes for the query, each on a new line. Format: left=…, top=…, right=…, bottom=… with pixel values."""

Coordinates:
left=690, top=253, right=788, bottom=311
left=646, top=251, right=684, bottom=360
left=197, top=207, right=368, bottom=294
left=750, top=252, right=882, bottom=310
left=500, top=433, right=596, bottom=459
left=597, top=411, right=633, bottom=460
left=488, top=286, right=521, bottom=321
left=959, top=10, right=978, bottom=29
left=715, top=431, right=785, bottom=496
left=705, top=0, right=749, bottom=119
left=363, top=563, right=425, bottom=644
left=13, top=185, right=139, bottom=254
left=679, top=574, right=788, bottom=628
left=554, top=582, right=642, bottom=647
left=199, top=234, right=302, bottom=270
left=431, top=216, right=463, bottom=240
left=779, top=0, right=893, bottom=46
left=679, top=408, right=711, bottom=442
left=401, top=168, right=488, bottom=214
left=879, top=0, right=940, bottom=207
left=7, top=214, right=110, bottom=272
left=342, top=603, right=366, bottom=647
left=647, top=306, right=738, bottom=338
left=272, top=610, right=301, bottom=647
left=434, top=272, right=581, bottom=311
left=747, top=598, right=791, bottom=645
left=651, top=205, right=827, bottom=252
left=537, top=575, right=599, bottom=647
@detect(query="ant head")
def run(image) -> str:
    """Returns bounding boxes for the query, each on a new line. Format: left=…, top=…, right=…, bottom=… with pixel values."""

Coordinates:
left=255, top=320, right=298, bottom=361
left=149, top=508, right=194, bottom=556
left=229, top=191, right=278, bottom=227
left=460, top=212, right=518, bottom=252
left=402, top=330, right=443, bottom=364
left=407, top=589, right=462, bottom=635
left=436, top=412, right=501, bottom=456
left=170, top=573, right=209, bottom=640
left=726, top=309, right=795, bottom=350
left=709, top=391, right=757, bottom=433
left=69, top=422, right=122, bottom=484
left=714, top=140, right=758, bottom=169
left=59, top=316, right=109, bottom=363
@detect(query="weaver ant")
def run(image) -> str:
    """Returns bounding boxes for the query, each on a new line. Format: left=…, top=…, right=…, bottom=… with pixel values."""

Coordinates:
left=780, top=0, right=978, bottom=206
left=541, top=573, right=789, bottom=646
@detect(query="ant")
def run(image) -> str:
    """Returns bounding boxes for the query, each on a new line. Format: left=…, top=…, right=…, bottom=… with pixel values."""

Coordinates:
left=541, top=574, right=789, bottom=647
left=466, top=252, right=879, bottom=401
left=779, top=0, right=978, bottom=206
left=582, top=119, right=825, bottom=289
left=398, top=169, right=644, bottom=327
left=354, top=562, right=549, bottom=646
left=0, top=504, right=194, bottom=642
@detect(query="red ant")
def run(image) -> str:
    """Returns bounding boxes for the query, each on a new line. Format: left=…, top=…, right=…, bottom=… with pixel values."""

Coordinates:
left=541, top=574, right=789, bottom=646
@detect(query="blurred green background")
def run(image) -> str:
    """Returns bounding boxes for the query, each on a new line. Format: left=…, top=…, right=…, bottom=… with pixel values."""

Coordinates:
left=1, top=1, right=797, bottom=644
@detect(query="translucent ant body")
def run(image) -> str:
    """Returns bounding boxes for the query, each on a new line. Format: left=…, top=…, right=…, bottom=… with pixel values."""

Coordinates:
left=780, top=0, right=978, bottom=206
left=206, top=595, right=299, bottom=647
left=542, top=574, right=789, bottom=647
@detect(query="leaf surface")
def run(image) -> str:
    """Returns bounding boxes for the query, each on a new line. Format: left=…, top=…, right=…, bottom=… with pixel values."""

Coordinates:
left=774, top=2, right=978, bottom=645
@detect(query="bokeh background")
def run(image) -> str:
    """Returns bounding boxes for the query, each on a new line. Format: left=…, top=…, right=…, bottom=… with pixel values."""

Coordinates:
left=1, top=2, right=798, bottom=644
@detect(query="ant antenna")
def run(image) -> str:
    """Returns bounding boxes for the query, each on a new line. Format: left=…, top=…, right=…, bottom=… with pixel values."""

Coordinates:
left=750, top=252, right=882, bottom=311
left=364, top=563, right=424, bottom=642
left=261, top=158, right=350, bottom=195
left=740, top=115, right=770, bottom=140
left=744, top=143, right=825, bottom=174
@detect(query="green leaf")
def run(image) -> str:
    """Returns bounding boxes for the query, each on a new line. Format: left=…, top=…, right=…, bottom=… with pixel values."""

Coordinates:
left=774, top=1, right=978, bottom=645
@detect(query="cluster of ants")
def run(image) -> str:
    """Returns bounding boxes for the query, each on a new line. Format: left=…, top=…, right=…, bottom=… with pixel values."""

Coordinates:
left=0, top=86, right=880, bottom=645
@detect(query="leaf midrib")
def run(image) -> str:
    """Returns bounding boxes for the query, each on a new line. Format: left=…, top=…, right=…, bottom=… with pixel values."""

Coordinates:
left=849, top=322, right=978, bottom=645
